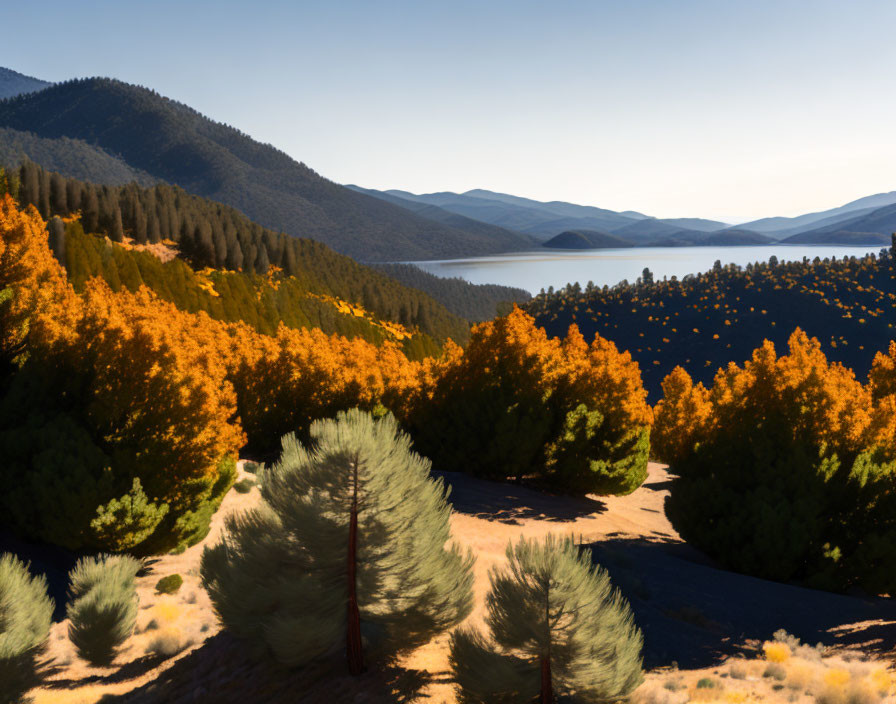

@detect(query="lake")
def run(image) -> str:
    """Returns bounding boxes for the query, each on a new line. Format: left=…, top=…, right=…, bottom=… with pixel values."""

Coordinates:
left=411, top=245, right=886, bottom=294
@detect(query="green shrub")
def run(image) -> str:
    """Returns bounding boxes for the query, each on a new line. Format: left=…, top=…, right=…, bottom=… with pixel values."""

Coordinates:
left=154, top=574, right=182, bottom=595
left=232, top=478, right=254, bottom=494
left=763, top=663, right=787, bottom=681
left=450, top=535, right=643, bottom=702
left=0, top=553, right=54, bottom=704
left=67, top=555, right=140, bottom=667
left=696, top=677, right=717, bottom=688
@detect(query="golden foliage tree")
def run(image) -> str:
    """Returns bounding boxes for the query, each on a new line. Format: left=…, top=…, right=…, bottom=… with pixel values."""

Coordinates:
left=411, top=308, right=651, bottom=495
left=662, top=328, right=896, bottom=593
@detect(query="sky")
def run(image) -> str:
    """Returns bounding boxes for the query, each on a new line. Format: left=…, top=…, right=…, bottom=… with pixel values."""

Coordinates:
left=4, top=0, right=896, bottom=222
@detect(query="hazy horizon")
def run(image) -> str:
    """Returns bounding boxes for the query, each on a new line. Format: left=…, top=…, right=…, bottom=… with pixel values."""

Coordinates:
left=6, top=0, right=896, bottom=221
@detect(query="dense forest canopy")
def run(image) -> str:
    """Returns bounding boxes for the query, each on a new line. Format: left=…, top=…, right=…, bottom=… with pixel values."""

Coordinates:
left=526, top=246, right=895, bottom=400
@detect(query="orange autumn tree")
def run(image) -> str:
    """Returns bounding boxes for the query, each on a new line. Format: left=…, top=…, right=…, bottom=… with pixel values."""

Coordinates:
left=410, top=307, right=651, bottom=495
left=227, top=322, right=422, bottom=453
left=659, top=329, right=896, bottom=594
left=0, top=199, right=243, bottom=553
left=869, top=342, right=896, bottom=452
left=650, top=366, right=713, bottom=467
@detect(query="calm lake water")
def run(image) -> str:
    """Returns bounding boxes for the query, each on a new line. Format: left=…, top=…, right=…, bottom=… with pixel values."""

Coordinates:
left=412, top=245, right=885, bottom=294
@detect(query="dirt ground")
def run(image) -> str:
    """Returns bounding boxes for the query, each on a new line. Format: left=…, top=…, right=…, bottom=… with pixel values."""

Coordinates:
left=23, top=462, right=896, bottom=703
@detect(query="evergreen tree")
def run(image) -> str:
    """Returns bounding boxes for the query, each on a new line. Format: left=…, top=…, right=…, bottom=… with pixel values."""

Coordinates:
left=450, top=536, right=643, bottom=704
left=201, top=409, right=474, bottom=674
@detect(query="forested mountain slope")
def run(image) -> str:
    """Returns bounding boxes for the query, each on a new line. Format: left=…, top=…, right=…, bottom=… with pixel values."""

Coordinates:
left=527, top=246, right=895, bottom=400
left=0, top=126, right=156, bottom=186
left=0, top=78, right=532, bottom=261
left=2, top=163, right=472, bottom=351
left=371, top=262, right=530, bottom=321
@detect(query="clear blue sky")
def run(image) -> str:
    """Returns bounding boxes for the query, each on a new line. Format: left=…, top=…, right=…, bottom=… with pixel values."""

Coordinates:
left=5, top=0, right=896, bottom=221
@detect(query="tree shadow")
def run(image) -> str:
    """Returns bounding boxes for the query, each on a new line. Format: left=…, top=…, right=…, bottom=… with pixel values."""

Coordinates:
left=434, top=471, right=607, bottom=524
left=583, top=536, right=896, bottom=670
left=102, top=633, right=436, bottom=704
left=47, top=654, right=167, bottom=688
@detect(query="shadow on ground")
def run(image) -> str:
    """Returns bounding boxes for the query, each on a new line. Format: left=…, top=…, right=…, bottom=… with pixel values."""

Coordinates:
left=587, top=536, right=896, bottom=670
left=102, top=633, right=441, bottom=704
left=436, top=470, right=607, bottom=524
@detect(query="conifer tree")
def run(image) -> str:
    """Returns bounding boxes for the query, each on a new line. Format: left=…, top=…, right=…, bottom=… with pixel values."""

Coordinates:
left=201, top=409, right=474, bottom=674
left=450, top=536, right=643, bottom=704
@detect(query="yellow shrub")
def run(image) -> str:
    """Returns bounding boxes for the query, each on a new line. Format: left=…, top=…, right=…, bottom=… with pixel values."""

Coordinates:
left=763, top=641, right=791, bottom=663
left=824, top=667, right=851, bottom=689
left=869, top=668, right=893, bottom=694
left=152, top=600, right=182, bottom=626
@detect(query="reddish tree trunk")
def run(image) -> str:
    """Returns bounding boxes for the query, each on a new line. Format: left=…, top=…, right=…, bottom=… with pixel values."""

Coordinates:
left=540, top=654, right=553, bottom=703
left=346, top=458, right=363, bottom=675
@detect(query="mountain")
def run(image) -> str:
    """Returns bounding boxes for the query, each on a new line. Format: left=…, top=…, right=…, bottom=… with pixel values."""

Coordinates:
left=0, top=126, right=156, bottom=186
left=0, top=67, right=50, bottom=100
left=736, top=191, right=896, bottom=236
left=0, top=77, right=532, bottom=261
left=381, top=188, right=642, bottom=238
left=345, top=184, right=535, bottom=253
left=543, top=229, right=633, bottom=249
left=780, top=202, right=896, bottom=245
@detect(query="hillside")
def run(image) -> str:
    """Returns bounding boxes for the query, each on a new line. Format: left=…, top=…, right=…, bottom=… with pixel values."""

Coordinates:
left=0, top=66, right=49, bottom=99
left=0, top=78, right=533, bottom=261
left=737, top=190, right=896, bottom=236
left=371, top=262, right=531, bottom=321
left=4, top=163, right=474, bottom=351
left=786, top=202, right=896, bottom=243
left=0, top=126, right=156, bottom=186
left=526, top=248, right=895, bottom=399
left=543, top=229, right=633, bottom=249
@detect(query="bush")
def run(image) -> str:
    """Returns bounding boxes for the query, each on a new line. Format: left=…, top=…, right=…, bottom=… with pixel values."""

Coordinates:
left=411, top=308, right=651, bottom=495
left=0, top=553, right=54, bottom=704
left=659, top=330, right=896, bottom=593
left=67, top=555, right=140, bottom=667
left=696, top=677, right=717, bottom=688
left=450, top=535, right=643, bottom=702
left=201, top=409, right=474, bottom=673
left=146, top=628, right=190, bottom=659
left=154, top=574, right=182, bottom=595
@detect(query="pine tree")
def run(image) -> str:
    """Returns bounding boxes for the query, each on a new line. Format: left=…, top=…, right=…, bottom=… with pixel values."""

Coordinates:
left=201, top=409, right=474, bottom=673
left=450, top=535, right=643, bottom=704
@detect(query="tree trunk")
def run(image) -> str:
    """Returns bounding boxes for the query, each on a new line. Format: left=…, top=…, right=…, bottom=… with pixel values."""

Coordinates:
left=540, top=654, right=553, bottom=703
left=346, top=457, right=363, bottom=675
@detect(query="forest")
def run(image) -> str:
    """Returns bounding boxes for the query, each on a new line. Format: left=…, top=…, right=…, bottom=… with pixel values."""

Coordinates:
left=526, top=247, right=895, bottom=399
left=0, top=162, right=512, bottom=352
left=1, top=193, right=895, bottom=703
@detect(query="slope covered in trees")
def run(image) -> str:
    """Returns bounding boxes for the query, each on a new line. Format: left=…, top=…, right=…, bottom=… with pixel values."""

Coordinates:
left=0, top=79, right=533, bottom=261
left=0, top=127, right=156, bottom=187
left=371, top=262, right=531, bottom=321
left=526, top=247, right=895, bottom=400
left=2, top=163, right=471, bottom=351
left=0, top=67, right=49, bottom=100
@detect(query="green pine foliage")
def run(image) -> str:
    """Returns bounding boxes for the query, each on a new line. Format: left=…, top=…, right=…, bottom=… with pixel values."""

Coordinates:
left=450, top=536, right=643, bottom=704
left=67, top=555, right=140, bottom=667
left=0, top=554, right=54, bottom=704
left=201, top=409, right=475, bottom=671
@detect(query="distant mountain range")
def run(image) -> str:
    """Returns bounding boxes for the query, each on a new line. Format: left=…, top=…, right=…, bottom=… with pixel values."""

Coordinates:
left=356, top=186, right=895, bottom=250
left=0, top=66, right=893, bottom=261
